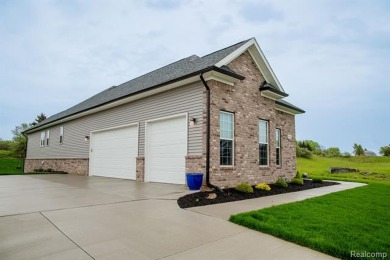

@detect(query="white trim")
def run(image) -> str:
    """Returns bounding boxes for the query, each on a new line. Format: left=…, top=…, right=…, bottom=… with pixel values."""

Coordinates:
left=59, top=126, right=64, bottom=145
left=27, top=76, right=200, bottom=133
left=40, top=131, right=45, bottom=147
left=45, top=130, right=50, bottom=146
left=144, top=113, right=188, bottom=124
left=219, top=111, right=234, bottom=167
left=88, top=123, right=139, bottom=177
left=275, top=104, right=303, bottom=115
left=275, top=128, right=281, bottom=166
left=259, top=120, right=269, bottom=166
left=216, top=39, right=255, bottom=68
left=202, top=71, right=240, bottom=86
left=260, top=90, right=286, bottom=100
left=215, top=38, right=285, bottom=93
left=90, top=122, right=139, bottom=134
left=144, top=113, right=188, bottom=183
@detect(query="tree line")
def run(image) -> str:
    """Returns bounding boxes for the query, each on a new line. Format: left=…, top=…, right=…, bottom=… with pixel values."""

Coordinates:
left=296, top=140, right=390, bottom=158
left=0, top=113, right=47, bottom=160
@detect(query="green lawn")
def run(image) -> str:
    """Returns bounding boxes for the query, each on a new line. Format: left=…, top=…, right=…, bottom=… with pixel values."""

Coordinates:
left=230, top=183, right=390, bottom=259
left=230, top=156, right=390, bottom=259
left=0, top=158, right=24, bottom=174
left=297, top=156, right=390, bottom=184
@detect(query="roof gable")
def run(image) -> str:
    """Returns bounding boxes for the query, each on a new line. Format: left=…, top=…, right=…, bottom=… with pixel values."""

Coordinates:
left=215, top=38, right=285, bottom=92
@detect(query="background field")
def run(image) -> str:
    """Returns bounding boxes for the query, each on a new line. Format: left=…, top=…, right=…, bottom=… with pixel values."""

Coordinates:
left=297, top=156, right=390, bottom=184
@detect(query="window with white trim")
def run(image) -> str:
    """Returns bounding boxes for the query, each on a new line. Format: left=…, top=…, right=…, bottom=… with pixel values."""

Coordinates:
left=259, top=120, right=268, bottom=166
left=40, top=132, right=45, bottom=147
left=276, top=128, right=281, bottom=166
left=220, top=111, right=234, bottom=166
left=59, top=126, right=64, bottom=144
left=46, top=130, right=50, bottom=146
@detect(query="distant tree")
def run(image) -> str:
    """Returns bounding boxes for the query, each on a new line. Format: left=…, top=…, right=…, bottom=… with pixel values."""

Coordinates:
left=379, top=145, right=390, bottom=156
left=342, top=152, right=352, bottom=158
left=297, top=140, right=319, bottom=151
left=296, top=147, right=313, bottom=158
left=325, top=147, right=341, bottom=157
left=31, top=113, right=47, bottom=126
left=353, top=143, right=365, bottom=156
left=0, top=140, right=14, bottom=151
left=11, top=123, right=32, bottom=160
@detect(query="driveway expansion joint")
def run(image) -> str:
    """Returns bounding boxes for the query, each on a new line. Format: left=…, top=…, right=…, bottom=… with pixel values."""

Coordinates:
left=39, top=211, right=95, bottom=260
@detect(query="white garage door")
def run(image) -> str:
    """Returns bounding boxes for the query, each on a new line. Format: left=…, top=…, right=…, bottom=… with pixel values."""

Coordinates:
left=90, top=125, right=138, bottom=180
left=145, top=115, right=187, bottom=184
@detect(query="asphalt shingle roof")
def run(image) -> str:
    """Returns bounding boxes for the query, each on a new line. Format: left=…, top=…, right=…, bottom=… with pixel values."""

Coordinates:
left=27, top=38, right=303, bottom=132
left=29, top=39, right=251, bottom=131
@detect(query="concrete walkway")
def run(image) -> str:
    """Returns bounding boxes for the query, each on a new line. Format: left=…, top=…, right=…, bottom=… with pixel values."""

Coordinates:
left=0, top=175, right=364, bottom=260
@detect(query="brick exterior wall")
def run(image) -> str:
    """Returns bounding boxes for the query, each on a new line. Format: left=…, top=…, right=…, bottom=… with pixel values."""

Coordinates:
left=136, top=156, right=145, bottom=182
left=24, top=159, right=89, bottom=175
left=185, top=155, right=206, bottom=186
left=202, top=51, right=297, bottom=188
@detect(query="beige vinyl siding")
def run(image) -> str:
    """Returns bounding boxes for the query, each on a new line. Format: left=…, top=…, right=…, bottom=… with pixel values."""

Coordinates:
left=26, top=82, right=203, bottom=159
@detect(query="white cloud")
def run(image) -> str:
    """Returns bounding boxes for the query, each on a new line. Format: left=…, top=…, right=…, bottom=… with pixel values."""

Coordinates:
left=1, top=0, right=389, bottom=152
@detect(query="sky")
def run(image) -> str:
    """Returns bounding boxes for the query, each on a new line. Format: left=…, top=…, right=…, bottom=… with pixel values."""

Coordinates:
left=1, top=0, right=389, bottom=154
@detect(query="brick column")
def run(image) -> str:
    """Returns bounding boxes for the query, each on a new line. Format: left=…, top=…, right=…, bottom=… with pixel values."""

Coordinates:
left=136, top=156, right=145, bottom=182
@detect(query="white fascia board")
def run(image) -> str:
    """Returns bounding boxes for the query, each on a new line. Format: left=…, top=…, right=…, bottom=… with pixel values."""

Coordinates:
left=202, top=70, right=240, bottom=86
left=275, top=103, right=302, bottom=115
left=261, top=90, right=286, bottom=100
left=26, top=76, right=200, bottom=133
left=215, top=38, right=285, bottom=93
left=215, top=38, right=256, bottom=67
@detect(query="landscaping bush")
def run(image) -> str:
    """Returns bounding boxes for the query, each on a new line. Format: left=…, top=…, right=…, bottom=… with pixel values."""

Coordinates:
left=235, top=182, right=254, bottom=193
left=290, top=177, right=304, bottom=185
left=295, top=171, right=302, bottom=179
left=255, top=183, right=271, bottom=191
left=296, top=147, right=313, bottom=158
left=312, top=177, right=323, bottom=183
left=274, top=178, right=288, bottom=188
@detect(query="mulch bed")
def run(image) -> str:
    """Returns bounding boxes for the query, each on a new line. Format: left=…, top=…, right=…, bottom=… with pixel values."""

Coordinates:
left=177, top=180, right=339, bottom=208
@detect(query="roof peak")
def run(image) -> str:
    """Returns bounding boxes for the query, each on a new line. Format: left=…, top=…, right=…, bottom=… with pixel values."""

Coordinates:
left=201, top=38, right=252, bottom=59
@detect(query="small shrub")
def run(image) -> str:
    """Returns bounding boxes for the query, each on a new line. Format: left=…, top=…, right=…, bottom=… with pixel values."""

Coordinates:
left=290, top=177, right=304, bottom=185
left=235, top=182, right=254, bottom=193
left=274, top=178, right=288, bottom=188
left=296, top=147, right=313, bottom=158
left=312, top=178, right=323, bottom=183
left=255, top=183, right=271, bottom=191
left=295, top=171, right=302, bottom=179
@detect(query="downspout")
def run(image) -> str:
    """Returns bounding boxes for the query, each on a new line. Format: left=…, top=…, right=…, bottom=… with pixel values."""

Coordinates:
left=200, top=73, right=223, bottom=193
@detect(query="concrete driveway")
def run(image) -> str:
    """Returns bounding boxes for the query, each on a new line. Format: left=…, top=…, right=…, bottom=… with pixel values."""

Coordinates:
left=0, top=175, right=339, bottom=260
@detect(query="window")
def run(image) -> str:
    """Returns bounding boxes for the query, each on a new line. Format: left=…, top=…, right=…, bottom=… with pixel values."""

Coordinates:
left=46, top=130, right=50, bottom=146
left=220, top=111, right=234, bottom=166
left=40, top=132, right=45, bottom=147
left=59, top=126, right=64, bottom=144
left=259, top=120, right=268, bottom=166
left=276, top=129, right=281, bottom=166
